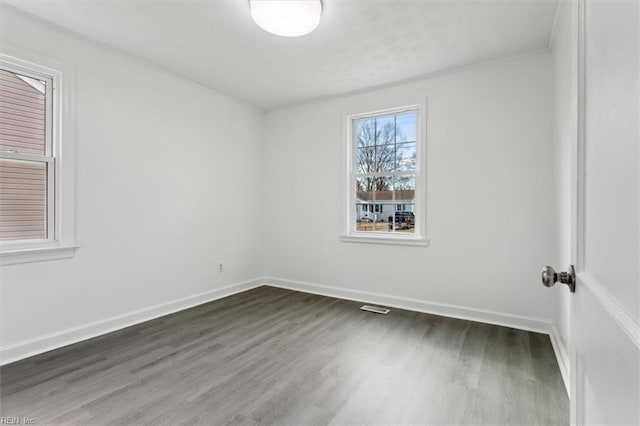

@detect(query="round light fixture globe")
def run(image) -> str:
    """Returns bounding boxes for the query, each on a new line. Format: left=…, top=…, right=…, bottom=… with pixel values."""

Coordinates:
left=250, top=0, right=322, bottom=37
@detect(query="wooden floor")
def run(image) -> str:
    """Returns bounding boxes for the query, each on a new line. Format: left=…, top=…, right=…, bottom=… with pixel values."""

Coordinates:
left=1, top=286, right=569, bottom=425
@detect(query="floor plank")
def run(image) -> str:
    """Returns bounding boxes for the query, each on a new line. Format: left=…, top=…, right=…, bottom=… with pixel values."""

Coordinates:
left=0, top=286, right=569, bottom=425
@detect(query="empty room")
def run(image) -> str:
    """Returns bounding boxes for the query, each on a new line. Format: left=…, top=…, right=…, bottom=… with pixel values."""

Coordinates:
left=0, top=0, right=638, bottom=424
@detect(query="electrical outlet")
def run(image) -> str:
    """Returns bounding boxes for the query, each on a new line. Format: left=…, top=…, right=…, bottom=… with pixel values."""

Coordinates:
left=218, top=263, right=223, bottom=273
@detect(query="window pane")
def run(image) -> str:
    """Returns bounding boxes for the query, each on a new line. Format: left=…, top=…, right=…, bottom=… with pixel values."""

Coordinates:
left=0, top=68, right=47, bottom=155
left=394, top=175, right=415, bottom=196
left=392, top=175, right=415, bottom=233
left=356, top=177, right=393, bottom=201
left=356, top=117, right=375, bottom=148
left=356, top=147, right=375, bottom=173
left=380, top=204, right=395, bottom=230
left=395, top=111, right=417, bottom=143
left=375, top=144, right=396, bottom=173
left=375, top=114, right=395, bottom=145
left=357, top=145, right=397, bottom=173
left=356, top=177, right=375, bottom=202
left=356, top=203, right=395, bottom=232
left=396, top=142, right=417, bottom=171
left=355, top=110, right=418, bottom=174
left=355, top=204, right=375, bottom=231
left=373, top=176, right=393, bottom=202
left=355, top=177, right=394, bottom=232
left=393, top=204, right=415, bottom=233
left=0, top=159, right=47, bottom=241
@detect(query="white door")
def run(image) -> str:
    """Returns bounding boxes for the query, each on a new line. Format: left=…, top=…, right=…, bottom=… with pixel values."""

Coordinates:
left=571, top=0, right=639, bottom=424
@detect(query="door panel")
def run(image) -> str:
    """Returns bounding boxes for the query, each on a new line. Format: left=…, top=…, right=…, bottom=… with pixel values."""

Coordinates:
left=572, top=0, right=640, bottom=424
left=573, top=277, right=639, bottom=424
left=583, top=0, right=639, bottom=316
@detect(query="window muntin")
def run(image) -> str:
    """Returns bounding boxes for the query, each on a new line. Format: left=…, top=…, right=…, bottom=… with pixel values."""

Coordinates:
left=0, top=65, right=54, bottom=243
left=350, top=107, right=421, bottom=237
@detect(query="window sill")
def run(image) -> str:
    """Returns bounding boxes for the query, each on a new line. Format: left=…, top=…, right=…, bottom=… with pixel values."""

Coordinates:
left=340, top=234, right=430, bottom=247
left=0, top=245, right=78, bottom=266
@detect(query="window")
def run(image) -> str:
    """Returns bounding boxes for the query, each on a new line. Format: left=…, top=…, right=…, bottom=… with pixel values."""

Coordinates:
left=0, top=66, right=54, bottom=243
left=0, top=49, right=76, bottom=264
left=343, top=105, right=427, bottom=245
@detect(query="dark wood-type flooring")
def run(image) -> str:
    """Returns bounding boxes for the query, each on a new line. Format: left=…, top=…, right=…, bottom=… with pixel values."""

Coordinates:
left=1, top=286, right=569, bottom=425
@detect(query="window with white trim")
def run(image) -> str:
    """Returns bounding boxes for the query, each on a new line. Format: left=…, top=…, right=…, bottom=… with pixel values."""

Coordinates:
left=0, top=49, right=76, bottom=264
left=0, top=55, right=60, bottom=244
left=345, top=106, right=426, bottom=243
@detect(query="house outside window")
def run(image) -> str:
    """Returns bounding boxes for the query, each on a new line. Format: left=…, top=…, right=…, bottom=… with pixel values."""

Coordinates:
left=343, top=105, right=428, bottom=246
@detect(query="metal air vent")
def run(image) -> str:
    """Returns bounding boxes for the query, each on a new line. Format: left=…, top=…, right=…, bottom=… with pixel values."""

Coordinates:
left=360, top=305, right=390, bottom=314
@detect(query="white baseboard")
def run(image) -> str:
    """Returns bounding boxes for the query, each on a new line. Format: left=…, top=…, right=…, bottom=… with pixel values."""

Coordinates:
left=549, top=325, right=570, bottom=396
left=264, top=276, right=552, bottom=333
left=0, top=278, right=263, bottom=366
left=264, top=277, right=551, bottom=334
left=264, top=276, right=571, bottom=393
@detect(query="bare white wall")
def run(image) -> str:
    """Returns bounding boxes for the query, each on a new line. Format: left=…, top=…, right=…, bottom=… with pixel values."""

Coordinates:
left=262, top=52, right=558, bottom=326
left=550, top=0, right=578, bottom=366
left=0, top=7, right=264, bottom=362
left=1, top=6, right=564, bottom=365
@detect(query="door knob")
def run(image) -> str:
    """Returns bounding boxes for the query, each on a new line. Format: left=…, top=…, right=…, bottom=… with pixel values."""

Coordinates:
left=541, top=265, right=576, bottom=293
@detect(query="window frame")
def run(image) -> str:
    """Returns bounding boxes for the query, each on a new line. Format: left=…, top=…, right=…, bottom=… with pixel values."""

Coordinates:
left=0, top=47, right=77, bottom=264
left=1, top=62, right=55, bottom=244
left=341, top=104, right=429, bottom=246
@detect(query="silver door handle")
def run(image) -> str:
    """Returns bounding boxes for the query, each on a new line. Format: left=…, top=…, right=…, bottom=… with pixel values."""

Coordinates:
left=541, top=265, right=576, bottom=293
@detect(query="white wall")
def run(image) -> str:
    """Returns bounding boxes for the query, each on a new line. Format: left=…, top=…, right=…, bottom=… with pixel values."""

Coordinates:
left=262, top=52, right=558, bottom=327
left=550, top=0, right=578, bottom=371
left=1, top=6, right=565, bottom=365
left=0, top=7, right=264, bottom=362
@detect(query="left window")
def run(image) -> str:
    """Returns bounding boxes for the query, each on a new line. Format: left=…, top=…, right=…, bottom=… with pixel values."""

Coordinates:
left=0, top=49, right=76, bottom=264
left=0, top=65, right=54, bottom=243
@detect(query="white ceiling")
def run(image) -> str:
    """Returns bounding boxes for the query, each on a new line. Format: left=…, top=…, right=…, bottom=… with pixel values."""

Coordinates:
left=6, top=0, right=559, bottom=109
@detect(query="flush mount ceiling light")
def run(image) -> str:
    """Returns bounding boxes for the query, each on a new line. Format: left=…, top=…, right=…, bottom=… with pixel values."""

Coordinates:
left=250, top=0, right=322, bottom=37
